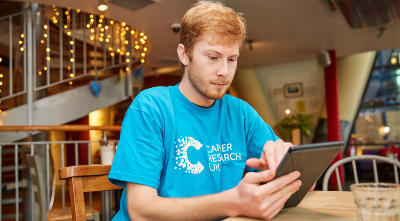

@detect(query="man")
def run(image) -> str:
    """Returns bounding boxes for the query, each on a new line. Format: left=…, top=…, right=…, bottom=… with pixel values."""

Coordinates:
left=109, top=2, right=301, bottom=220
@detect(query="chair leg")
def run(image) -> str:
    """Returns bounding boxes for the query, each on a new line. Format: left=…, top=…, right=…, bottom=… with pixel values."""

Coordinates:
left=94, top=211, right=100, bottom=221
left=68, top=177, right=86, bottom=221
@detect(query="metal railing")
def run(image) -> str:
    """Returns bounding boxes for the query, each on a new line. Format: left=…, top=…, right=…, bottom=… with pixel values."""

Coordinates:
left=0, top=125, right=121, bottom=221
left=0, top=3, right=149, bottom=111
left=0, top=11, right=27, bottom=101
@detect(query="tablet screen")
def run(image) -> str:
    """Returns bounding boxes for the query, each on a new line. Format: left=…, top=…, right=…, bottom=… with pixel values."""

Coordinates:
left=276, top=141, right=344, bottom=208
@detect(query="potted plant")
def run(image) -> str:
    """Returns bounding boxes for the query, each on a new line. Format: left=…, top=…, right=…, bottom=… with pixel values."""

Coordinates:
left=274, top=113, right=314, bottom=143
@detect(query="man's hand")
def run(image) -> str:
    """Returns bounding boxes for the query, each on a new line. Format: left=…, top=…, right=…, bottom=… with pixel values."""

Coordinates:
left=246, top=140, right=292, bottom=171
left=230, top=169, right=302, bottom=220
left=127, top=171, right=301, bottom=221
left=309, top=183, right=316, bottom=192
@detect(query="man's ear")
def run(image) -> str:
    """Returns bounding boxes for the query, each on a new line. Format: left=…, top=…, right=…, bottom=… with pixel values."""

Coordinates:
left=177, top=44, right=189, bottom=66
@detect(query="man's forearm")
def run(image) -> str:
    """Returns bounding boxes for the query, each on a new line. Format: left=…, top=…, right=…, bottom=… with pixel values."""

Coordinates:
left=127, top=169, right=301, bottom=221
left=127, top=183, right=240, bottom=221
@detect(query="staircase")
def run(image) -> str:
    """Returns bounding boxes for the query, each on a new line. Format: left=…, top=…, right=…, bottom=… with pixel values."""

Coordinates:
left=0, top=3, right=148, bottom=220
left=0, top=3, right=147, bottom=142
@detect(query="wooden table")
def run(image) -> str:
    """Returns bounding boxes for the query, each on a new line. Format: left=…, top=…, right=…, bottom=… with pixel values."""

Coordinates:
left=225, top=191, right=357, bottom=221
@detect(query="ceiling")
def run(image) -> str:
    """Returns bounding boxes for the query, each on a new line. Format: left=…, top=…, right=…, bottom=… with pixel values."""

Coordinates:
left=16, top=0, right=400, bottom=75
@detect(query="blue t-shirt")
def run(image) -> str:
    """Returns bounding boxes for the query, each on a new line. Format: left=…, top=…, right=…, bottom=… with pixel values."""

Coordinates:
left=109, top=85, right=279, bottom=220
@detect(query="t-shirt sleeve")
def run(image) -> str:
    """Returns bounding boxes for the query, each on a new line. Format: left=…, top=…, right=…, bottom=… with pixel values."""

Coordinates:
left=245, top=104, right=280, bottom=171
left=108, top=107, right=165, bottom=190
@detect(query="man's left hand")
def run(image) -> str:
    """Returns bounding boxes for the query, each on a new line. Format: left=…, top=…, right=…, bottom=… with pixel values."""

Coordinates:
left=246, top=139, right=292, bottom=171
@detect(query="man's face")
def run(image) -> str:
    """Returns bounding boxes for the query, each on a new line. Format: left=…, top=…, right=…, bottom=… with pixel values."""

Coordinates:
left=186, top=32, right=240, bottom=100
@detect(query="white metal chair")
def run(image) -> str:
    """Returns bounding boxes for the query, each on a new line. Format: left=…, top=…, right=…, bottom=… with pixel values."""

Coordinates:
left=322, top=155, right=400, bottom=191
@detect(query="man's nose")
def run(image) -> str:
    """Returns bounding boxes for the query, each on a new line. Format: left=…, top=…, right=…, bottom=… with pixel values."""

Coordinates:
left=217, top=60, right=229, bottom=77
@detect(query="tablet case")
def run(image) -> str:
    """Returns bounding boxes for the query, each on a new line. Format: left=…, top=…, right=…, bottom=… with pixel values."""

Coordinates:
left=276, top=141, right=343, bottom=208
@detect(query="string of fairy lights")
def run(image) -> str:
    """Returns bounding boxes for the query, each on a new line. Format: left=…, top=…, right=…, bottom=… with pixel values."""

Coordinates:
left=36, top=5, right=150, bottom=86
left=0, top=57, right=3, bottom=104
left=0, top=6, right=150, bottom=110
left=0, top=56, right=2, bottom=112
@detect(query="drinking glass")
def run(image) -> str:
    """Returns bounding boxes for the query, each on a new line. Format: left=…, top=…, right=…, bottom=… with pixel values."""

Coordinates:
left=351, top=183, right=400, bottom=221
left=100, top=140, right=116, bottom=165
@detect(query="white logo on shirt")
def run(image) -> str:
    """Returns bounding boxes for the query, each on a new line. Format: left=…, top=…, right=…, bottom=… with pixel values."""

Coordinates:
left=174, top=137, right=204, bottom=174
left=174, top=137, right=242, bottom=175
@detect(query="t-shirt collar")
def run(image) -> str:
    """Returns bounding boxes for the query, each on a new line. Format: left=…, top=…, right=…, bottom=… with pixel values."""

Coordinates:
left=173, top=84, right=220, bottom=113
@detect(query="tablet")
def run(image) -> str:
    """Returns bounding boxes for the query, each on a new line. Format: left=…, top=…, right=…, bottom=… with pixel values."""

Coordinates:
left=275, top=141, right=344, bottom=208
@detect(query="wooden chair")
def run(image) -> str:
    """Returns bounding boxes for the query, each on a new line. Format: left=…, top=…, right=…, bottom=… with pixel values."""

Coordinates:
left=26, top=155, right=100, bottom=221
left=322, top=155, right=400, bottom=191
left=59, top=165, right=123, bottom=221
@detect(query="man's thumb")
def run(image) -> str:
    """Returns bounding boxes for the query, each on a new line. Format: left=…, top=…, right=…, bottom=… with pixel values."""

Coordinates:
left=246, top=158, right=266, bottom=171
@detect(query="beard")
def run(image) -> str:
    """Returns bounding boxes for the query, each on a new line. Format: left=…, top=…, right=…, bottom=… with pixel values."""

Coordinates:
left=187, top=65, right=231, bottom=100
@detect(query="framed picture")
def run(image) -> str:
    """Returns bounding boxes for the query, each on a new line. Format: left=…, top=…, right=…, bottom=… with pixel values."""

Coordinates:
left=283, top=82, right=303, bottom=98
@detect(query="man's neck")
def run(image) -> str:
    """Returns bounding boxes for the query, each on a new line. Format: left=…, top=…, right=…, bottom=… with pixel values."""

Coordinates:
left=179, top=77, right=215, bottom=107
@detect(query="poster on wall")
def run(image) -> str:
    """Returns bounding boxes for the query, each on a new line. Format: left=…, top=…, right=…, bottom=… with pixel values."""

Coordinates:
left=283, top=82, right=303, bottom=98
left=270, top=83, right=321, bottom=118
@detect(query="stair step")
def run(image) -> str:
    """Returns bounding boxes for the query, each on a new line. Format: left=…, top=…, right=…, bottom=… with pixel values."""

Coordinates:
left=1, top=179, right=28, bottom=191
left=1, top=197, right=22, bottom=205
left=1, top=213, right=24, bottom=220
left=1, top=165, right=27, bottom=172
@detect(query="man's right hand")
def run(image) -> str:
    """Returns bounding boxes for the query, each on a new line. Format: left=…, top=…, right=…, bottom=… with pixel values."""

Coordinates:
left=229, top=169, right=302, bottom=220
left=126, top=170, right=301, bottom=221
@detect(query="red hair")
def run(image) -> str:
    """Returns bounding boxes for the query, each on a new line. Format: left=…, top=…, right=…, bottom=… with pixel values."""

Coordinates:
left=180, top=1, right=247, bottom=56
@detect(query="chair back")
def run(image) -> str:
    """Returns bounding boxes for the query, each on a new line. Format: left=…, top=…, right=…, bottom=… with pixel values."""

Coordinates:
left=322, top=155, right=400, bottom=191
left=59, top=165, right=123, bottom=221
left=26, top=155, right=47, bottom=221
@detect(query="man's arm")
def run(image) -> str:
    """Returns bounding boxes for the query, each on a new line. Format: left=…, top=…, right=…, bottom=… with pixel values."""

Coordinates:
left=127, top=169, right=301, bottom=221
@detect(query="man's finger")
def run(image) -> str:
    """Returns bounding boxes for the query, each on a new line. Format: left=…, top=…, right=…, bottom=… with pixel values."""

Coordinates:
left=244, top=170, right=276, bottom=184
left=264, top=143, right=276, bottom=170
left=258, top=171, right=301, bottom=196
left=309, top=183, right=316, bottom=192
left=246, top=158, right=266, bottom=171
left=275, top=140, right=290, bottom=167
left=266, top=181, right=301, bottom=220
left=261, top=179, right=302, bottom=219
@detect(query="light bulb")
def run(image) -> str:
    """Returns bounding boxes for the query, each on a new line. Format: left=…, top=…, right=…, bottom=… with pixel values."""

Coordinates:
left=97, top=4, right=108, bottom=12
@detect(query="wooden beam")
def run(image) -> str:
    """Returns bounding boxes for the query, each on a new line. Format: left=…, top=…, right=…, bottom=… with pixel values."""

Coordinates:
left=0, top=125, right=121, bottom=132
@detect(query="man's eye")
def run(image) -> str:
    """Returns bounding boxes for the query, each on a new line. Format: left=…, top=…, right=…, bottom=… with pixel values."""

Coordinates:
left=229, top=58, right=237, bottom=62
left=209, top=56, right=218, bottom=60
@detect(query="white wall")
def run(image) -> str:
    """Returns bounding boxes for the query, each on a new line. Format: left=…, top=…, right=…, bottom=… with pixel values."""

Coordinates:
left=254, top=59, right=326, bottom=121
left=231, top=68, right=278, bottom=126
